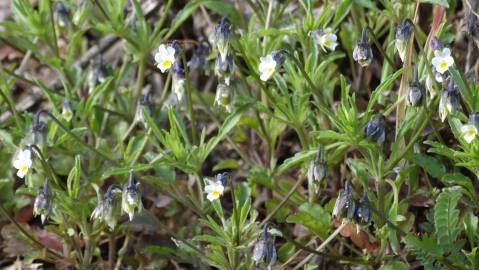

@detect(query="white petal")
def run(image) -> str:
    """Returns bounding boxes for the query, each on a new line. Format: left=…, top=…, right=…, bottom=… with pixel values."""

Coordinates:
left=17, top=169, right=26, bottom=178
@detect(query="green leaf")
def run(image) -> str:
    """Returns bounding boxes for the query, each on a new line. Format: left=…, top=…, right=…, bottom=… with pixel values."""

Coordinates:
left=366, top=68, right=404, bottom=116
left=332, top=0, right=352, bottom=28
left=434, top=186, right=462, bottom=249
left=66, top=155, right=81, bottom=199
left=408, top=153, right=446, bottom=179
left=450, top=68, right=472, bottom=110
left=286, top=203, right=331, bottom=238
left=276, top=149, right=316, bottom=176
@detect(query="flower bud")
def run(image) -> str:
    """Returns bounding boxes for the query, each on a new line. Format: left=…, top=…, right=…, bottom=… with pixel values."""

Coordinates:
left=88, top=56, right=108, bottom=92
left=469, top=113, right=479, bottom=127
left=172, top=63, right=186, bottom=102
left=54, top=2, right=69, bottom=28
left=364, top=115, right=386, bottom=144
left=252, top=223, right=277, bottom=269
left=407, top=68, right=425, bottom=107
left=354, top=193, right=371, bottom=225
left=33, top=179, right=52, bottom=224
left=121, top=171, right=143, bottom=221
left=307, top=146, right=327, bottom=194
left=215, top=172, right=229, bottom=186
left=353, top=29, right=373, bottom=67
left=91, top=184, right=122, bottom=230
left=439, top=79, right=460, bottom=122
left=212, top=17, right=231, bottom=62
left=134, top=93, right=152, bottom=127
left=215, top=53, right=234, bottom=85
left=214, top=83, right=233, bottom=112
left=333, top=181, right=355, bottom=219
left=430, top=36, right=444, bottom=51
left=395, top=19, right=414, bottom=62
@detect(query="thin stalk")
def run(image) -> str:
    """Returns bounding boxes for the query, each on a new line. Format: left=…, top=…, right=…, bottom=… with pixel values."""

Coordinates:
left=182, top=55, right=197, bottom=145
left=108, top=234, right=116, bottom=270
left=134, top=56, right=146, bottom=116
left=30, top=144, right=64, bottom=189
left=365, top=26, right=397, bottom=69
left=114, top=232, right=130, bottom=270
left=195, top=172, right=205, bottom=208
left=151, top=0, right=174, bottom=41
left=230, top=181, right=241, bottom=270
left=292, top=222, right=349, bottom=270
left=259, top=177, right=305, bottom=227
left=376, top=154, right=386, bottom=227
left=48, top=0, right=60, bottom=58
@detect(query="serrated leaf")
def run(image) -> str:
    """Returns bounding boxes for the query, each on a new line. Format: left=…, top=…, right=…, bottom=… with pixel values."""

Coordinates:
left=434, top=187, right=462, bottom=250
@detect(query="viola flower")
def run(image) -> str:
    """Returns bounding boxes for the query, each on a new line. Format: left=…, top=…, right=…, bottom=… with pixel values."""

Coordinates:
left=431, top=47, right=454, bottom=74
left=214, top=53, right=234, bottom=85
left=33, top=179, right=52, bottom=224
left=154, top=44, right=177, bottom=73
left=461, top=124, right=477, bottom=144
left=212, top=17, right=231, bottom=62
left=353, top=29, right=373, bottom=67
left=172, top=63, right=186, bottom=101
left=333, top=181, right=356, bottom=219
left=62, top=100, right=73, bottom=122
left=121, top=171, right=143, bottom=221
left=88, top=56, right=108, bottom=92
left=439, top=80, right=459, bottom=122
left=214, top=83, right=233, bottom=112
left=91, top=185, right=121, bottom=230
left=204, top=179, right=224, bottom=202
left=258, top=51, right=285, bottom=82
left=252, top=223, right=277, bottom=269
left=354, top=193, right=371, bottom=225
left=134, top=93, right=152, bottom=127
left=310, top=28, right=338, bottom=51
left=364, top=115, right=386, bottom=144
left=54, top=2, right=69, bottom=28
left=395, top=19, right=414, bottom=62
left=13, top=148, right=33, bottom=179
left=407, top=68, right=425, bottom=107
left=307, top=146, right=327, bottom=194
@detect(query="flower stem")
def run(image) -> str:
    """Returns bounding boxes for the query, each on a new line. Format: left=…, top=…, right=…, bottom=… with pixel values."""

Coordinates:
left=133, top=56, right=146, bottom=116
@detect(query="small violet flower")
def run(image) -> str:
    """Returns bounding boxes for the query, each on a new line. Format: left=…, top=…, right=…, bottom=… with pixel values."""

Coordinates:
left=204, top=178, right=224, bottom=202
left=13, top=148, right=33, bottom=179
left=62, top=100, right=73, bottom=122
left=258, top=51, right=285, bottom=82
left=307, top=146, right=327, bottom=194
left=154, top=44, right=177, bottom=73
left=353, top=29, right=373, bottom=67
left=172, top=63, right=186, bottom=102
left=332, top=181, right=356, bottom=220
left=431, top=47, right=454, bottom=74
left=121, top=171, right=143, bottom=221
left=364, top=115, right=386, bottom=144
left=354, top=193, right=372, bottom=225
left=310, top=28, right=338, bottom=52
left=439, top=79, right=460, bottom=122
left=212, top=17, right=231, bottom=62
left=252, top=223, right=277, bottom=270
left=461, top=124, right=477, bottom=144
left=395, top=19, right=414, bottom=62
left=91, top=184, right=122, bottom=230
left=33, top=179, right=52, bottom=224
left=215, top=83, right=233, bottom=112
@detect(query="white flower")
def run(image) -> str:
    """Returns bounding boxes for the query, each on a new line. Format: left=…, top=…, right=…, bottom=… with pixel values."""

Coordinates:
left=154, top=44, right=176, bottom=73
left=172, top=76, right=185, bottom=101
left=316, top=29, right=338, bottom=51
left=13, top=149, right=33, bottom=178
left=461, top=124, right=477, bottom=144
left=258, top=54, right=277, bottom=81
left=62, top=101, right=73, bottom=122
left=431, top=48, right=454, bottom=74
left=204, top=180, right=224, bottom=202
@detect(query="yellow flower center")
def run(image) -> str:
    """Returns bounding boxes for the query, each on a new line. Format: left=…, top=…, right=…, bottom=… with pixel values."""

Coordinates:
left=440, top=62, right=448, bottom=70
left=468, top=130, right=476, bottom=137
left=162, top=60, right=172, bottom=69
left=63, top=111, right=72, bottom=119
left=20, top=166, right=28, bottom=174
left=212, top=191, right=220, bottom=198
left=324, top=40, right=331, bottom=47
